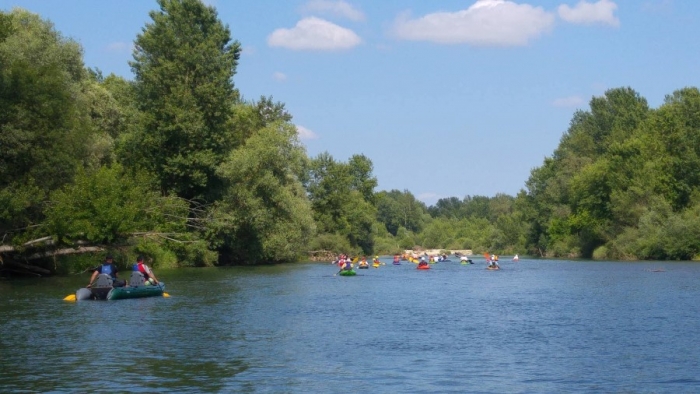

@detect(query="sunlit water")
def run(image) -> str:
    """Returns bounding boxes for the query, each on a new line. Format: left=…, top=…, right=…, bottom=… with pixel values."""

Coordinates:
left=1, top=258, right=700, bottom=393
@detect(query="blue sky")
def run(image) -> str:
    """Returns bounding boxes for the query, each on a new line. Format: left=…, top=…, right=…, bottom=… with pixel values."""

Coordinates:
left=2, top=0, right=698, bottom=205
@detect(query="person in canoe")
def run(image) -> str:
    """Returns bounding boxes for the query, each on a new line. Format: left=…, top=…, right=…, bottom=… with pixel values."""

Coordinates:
left=340, top=258, right=354, bottom=272
left=87, top=254, right=126, bottom=288
left=418, top=256, right=429, bottom=268
left=132, top=255, right=160, bottom=285
left=460, top=255, right=472, bottom=264
left=358, top=256, right=369, bottom=269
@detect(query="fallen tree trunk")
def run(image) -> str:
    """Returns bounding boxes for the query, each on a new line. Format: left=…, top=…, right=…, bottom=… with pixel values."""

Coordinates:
left=26, top=246, right=105, bottom=260
left=0, top=236, right=55, bottom=253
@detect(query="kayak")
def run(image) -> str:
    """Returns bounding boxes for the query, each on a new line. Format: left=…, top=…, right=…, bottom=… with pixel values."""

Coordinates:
left=74, top=273, right=165, bottom=301
left=392, top=261, right=401, bottom=265
left=358, top=264, right=369, bottom=269
left=417, top=264, right=430, bottom=270
left=460, top=259, right=474, bottom=265
left=339, top=270, right=356, bottom=276
left=486, top=265, right=500, bottom=270
left=372, top=263, right=380, bottom=268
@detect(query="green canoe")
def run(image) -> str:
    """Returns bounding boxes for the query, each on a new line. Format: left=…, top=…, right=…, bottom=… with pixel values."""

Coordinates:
left=338, top=270, right=356, bottom=276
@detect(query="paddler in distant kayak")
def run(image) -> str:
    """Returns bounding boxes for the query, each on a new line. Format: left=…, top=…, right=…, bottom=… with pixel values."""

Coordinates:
left=418, top=256, right=429, bottom=268
left=340, top=258, right=353, bottom=271
left=358, top=256, right=369, bottom=269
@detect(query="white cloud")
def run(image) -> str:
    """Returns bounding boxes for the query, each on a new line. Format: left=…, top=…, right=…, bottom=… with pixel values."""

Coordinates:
left=273, top=72, right=287, bottom=81
left=301, top=0, right=365, bottom=22
left=391, top=0, right=555, bottom=46
left=296, top=125, right=319, bottom=140
left=558, top=0, right=620, bottom=27
left=552, top=95, right=585, bottom=108
left=106, top=42, right=131, bottom=53
left=268, top=17, right=361, bottom=50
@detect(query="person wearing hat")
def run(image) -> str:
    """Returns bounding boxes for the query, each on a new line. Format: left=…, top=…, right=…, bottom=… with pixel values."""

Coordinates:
left=132, top=255, right=159, bottom=285
left=87, top=254, right=126, bottom=287
left=418, top=256, right=428, bottom=268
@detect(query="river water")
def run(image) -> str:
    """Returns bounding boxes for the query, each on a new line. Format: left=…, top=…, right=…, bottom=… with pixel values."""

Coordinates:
left=1, top=258, right=699, bottom=393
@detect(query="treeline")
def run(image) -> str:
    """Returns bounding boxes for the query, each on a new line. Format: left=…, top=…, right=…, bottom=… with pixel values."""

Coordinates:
left=2, top=2, right=700, bottom=275
left=416, top=86, right=700, bottom=261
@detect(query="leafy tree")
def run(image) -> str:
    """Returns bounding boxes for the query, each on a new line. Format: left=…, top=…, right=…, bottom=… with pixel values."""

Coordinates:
left=210, top=122, right=315, bottom=264
left=376, top=189, right=426, bottom=235
left=230, top=96, right=291, bottom=147
left=306, top=152, right=378, bottom=254
left=347, top=154, right=378, bottom=204
left=0, top=9, right=92, bottom=242
left=428, top=197, right=462, bottom=219
left=45, top=165, right=188, bottom=244
left=130, top=0, right=241, bottom=201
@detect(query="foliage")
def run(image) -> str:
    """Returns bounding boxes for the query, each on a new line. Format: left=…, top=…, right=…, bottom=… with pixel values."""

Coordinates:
left=306, top=152, right=378, bottom=254
left=45, top=164, right=189, bottom=244
left=130, top=0, right=241, bottom=201
left=521, top=87, right=700, bottom=259
left=208, top=122, right=316, bottom=264
left=0, top=9, right=93, bottom=242
left=376, top=189, right=427, bottom=235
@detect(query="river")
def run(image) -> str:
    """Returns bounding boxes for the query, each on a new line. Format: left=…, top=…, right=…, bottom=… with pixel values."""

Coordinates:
left=1, top=258, right=699, bottom=393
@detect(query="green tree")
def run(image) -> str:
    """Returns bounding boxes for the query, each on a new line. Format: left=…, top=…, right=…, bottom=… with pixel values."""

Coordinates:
left=130, top=0, right=241, bottom=201
left=210, top=122, right=315, bottom=264
left=306, top=152, right=378, bottom=254
left=45, top=165, right=188, bottom=245
left=0, top=9, right=92, bottom=242
left=376, top=189, right=426, bottom=235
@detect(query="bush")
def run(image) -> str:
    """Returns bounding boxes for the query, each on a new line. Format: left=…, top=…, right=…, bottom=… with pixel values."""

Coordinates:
left=592, top=245, right=608, bottom=260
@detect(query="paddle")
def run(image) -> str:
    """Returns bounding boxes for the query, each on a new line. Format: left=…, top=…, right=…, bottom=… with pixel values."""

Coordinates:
left=156, top=282, right=170, bottom=297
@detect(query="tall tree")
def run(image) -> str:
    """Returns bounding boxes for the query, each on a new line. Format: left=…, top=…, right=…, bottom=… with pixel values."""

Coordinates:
left=130, top=0, right=241, bottom=201
left=0, top=9, right=91, bottom=242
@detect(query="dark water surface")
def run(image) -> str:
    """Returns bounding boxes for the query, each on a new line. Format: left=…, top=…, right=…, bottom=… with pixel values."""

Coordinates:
left=1, top=258, right=700, bottom=393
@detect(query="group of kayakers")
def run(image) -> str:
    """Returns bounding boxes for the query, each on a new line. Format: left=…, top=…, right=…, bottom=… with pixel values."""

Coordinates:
left=87, top=254, right=160, bottom=288
left=336, top=252, right=519, bottom=273
left=335, top=254, right=383, bottom=271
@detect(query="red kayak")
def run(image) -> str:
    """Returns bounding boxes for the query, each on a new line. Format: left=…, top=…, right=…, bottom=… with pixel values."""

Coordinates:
left=417, top=264, right=430, bottom=270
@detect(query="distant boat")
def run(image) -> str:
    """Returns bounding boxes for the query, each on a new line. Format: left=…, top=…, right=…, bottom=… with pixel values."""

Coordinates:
left=513, top=254, right=519, bottom=262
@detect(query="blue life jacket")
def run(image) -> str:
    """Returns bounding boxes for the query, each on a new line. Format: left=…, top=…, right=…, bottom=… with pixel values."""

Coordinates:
left=100, top=263, right=115, bottom=278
